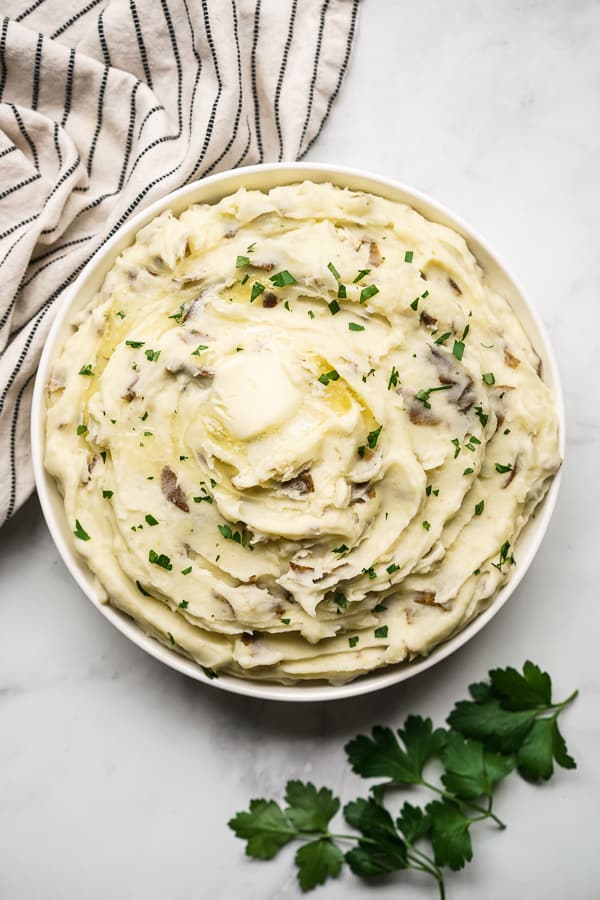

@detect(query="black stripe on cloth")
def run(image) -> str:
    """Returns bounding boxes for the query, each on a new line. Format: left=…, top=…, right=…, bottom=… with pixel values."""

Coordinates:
left=15, top=0, right=48, bottom=22
left=53, top=121, right=63, bottom=167
left=31, top=32, right=43, bottom=109
left=61, top=49, right=76, bottom=127
left=0, top=173, right=41, bottom=202
left=0, top=18, right=9, bottom=101
left=97, top=8, right=111, bottom=67
left=190, top=0, right=223, bottom=177
left=0, top=231, right=30, bottom=275
left=31, top=234, right=94, bottom=267
left=137, top=104, right=163, bottom=139
left=129, top=0, right=153, bottom=89
left=202, top=0, right=242, bottom=177
left=0, top=213, right=39, bottom=243
left=124, top=0, right=186, bottom=180
left=274, top=0, right=298, bottom=162
left=8, top=104, right=39, bottom=172
left=300, top=0, right=359, bottom=158
left=5, top=372, right=34, bottom=522
left=50, top=0, right=105, bottom=41
left=297, top=0, right=329, bottom=158
left=0, top=145, right=17, bottom=159
left=250, top=0, right=263, bottom=162
left=117, top=81, right=140, bottom=190
left=86, top=65, right=109, bottom=176
left=233, top=117, right=252, bottom=168
left=182, top=0, right=203, bottom=137
left=6, top=151, right=79, bottom=244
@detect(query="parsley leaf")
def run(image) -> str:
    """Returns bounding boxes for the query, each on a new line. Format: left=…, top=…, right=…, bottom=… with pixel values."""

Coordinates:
left=345, top=716, right=446, bottom=786
left=344, top=798, right=408, bottom=876
left=73, top=519, right=90, bottom=541
left=441, top=732, right=514, bottom=800
left=270, top=269, right=296, bottom=287
left=489, top=660, right=552, bottom=709
left=228, top=800, right=295, bottom=859
left=426, top=800, right=473, bottom=870
left=284, top=781, right=340, bottom=833
left=396, top=803, right=432, bottom=844
left=295, top=840, right=344, bottom=892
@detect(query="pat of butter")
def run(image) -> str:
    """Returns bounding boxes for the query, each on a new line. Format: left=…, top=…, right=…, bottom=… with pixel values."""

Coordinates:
left=211, top=351, right=302, bottom=440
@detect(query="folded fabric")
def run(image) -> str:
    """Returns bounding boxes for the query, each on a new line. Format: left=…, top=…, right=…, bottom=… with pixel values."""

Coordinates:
left=0, top=0, right=360, bottom=525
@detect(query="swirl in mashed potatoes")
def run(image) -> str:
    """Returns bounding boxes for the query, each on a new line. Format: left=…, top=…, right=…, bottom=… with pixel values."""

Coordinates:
left=45, top=182, right=560, bottom=684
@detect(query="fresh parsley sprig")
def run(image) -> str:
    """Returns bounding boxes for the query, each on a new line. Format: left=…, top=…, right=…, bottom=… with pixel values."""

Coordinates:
left=228, top=661, right=577, bottom=897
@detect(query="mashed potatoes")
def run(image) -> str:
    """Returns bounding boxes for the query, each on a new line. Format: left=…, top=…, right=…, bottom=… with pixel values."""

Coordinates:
left=44, top=182, right=560, bottom=684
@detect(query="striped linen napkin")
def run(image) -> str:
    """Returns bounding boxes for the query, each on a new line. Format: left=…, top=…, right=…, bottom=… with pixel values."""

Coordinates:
left=0, top=0, right=359, bottom=526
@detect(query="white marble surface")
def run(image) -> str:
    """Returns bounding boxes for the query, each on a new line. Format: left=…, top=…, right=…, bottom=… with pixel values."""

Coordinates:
left=1, top=2, right=599, bottom=898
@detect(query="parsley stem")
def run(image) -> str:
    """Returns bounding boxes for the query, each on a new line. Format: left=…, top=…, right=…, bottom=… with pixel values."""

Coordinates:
left=548, top=688, right=579, bottom=712
left=407, top=852, right=446, bottom=900
left=422, top=780, right=506, bottom=829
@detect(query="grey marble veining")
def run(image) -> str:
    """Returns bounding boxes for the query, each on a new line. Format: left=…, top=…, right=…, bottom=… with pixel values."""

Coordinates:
left=1, top=2, right=599, bottom=897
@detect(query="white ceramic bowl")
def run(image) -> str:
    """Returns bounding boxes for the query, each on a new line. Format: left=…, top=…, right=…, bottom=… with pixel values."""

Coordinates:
left=31, top=163, right=564, bottom=702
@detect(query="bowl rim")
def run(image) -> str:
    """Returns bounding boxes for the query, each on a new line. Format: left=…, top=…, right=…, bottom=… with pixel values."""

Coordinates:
left=31, top=161, right=565, bottom=703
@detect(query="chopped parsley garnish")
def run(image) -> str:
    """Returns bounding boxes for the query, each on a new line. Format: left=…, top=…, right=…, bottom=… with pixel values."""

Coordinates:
left=337, top=283, right=347, bottom=299
left=236, top=255, right=250, bottom=267
left=179, top=600, right=189, bottom=609
left=179, top=455, right=188, bottom=461
left=362, top=368, right=376, bottom=383
left=353, top=268, right=371, bottom=283
left=387, top=366, right=400, bottom=390
left=125, top=340, right=145, bottom=348
left=452, top=340, right=465, bottom=361
left=281, top=618, right=291, bottom=625
left=357, top=445, right=366, bottom=458
left=247, top=242, right=256, bottom=253
left=168, top=304, right=186, bottom=323
left=475, top=405, right=488, bottom=427
left=348, top=322, right=365, bottom=331
left=192, top=344, right=209, bottom=355
left=386, top=563, right=400, bottom=574
left=374, top=625, right=389, bottom=638
left=410, top=297, right=419, bottom=311
left=475, top=500, right=485, bottom=516
left=149, top=549, right=173, bottom=570
left=415, top=384, right=452, bottom=408
left=367, top=424, right=382, bottom=449
left=100, top=451, right=107, bottom=464
left=462, top=324, right=470, bottom=340
left=491, top=540, right=515, bottom=572
left=332, top=544, right=349, bottom=557
left=434, top=332, right=452, bottom=346
left=270, top=270, right=296, bottom=287
left=334, top=592, right=347, bottom=609
left=181, top=566, right=192, bottom=575
left=102, top=490, right=113, bottom=499
left=374, top=604, right=387, bottom=613
left=73, top=519, right=90, bottom=541
left=116, top=310, right=126, bottom=319
left=284, top=300, right=291, bottom=311
left=307, top=309, right=315, bottom=319
left=136, top=580, right=151, bottom=596
left=328, top=299, right=340, bottom=315
left=423, top=520, right=431, bottom=531
left=240, top=273, right=249, bottom=285
left=495, top=462, right=513, bottom=474
left=327, top=261, right=340, bottom=280
left=362, top=567, right=377, bottom=580
left=463, top=467, right=474, bottom=475
left=404, top=250, right=414, bottom=262
left=218, top=524, right=251, bottom=548
left=78, top=364, right=94, bottom=376
left=250, top=282, right=265, bottom=303
left=201, top=666, right=218, bottom=679
left=145, top=514, right=159, bottom=526
left=145, top=349, right=160, bottom=362
left=504, top=428, right=511, bottom=435
left=167, top=632, right=175, bottom=646
left=348, top=636, right=359, bottom=648
left=76, top=424, right=88, bottom=435
left=482, top=372, right=496, bottom=385
left=359, top=284, right=379, bottom=304
left=194, top=494, right=213, bottom=504
left=318, top=370, right=340, bottom=386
